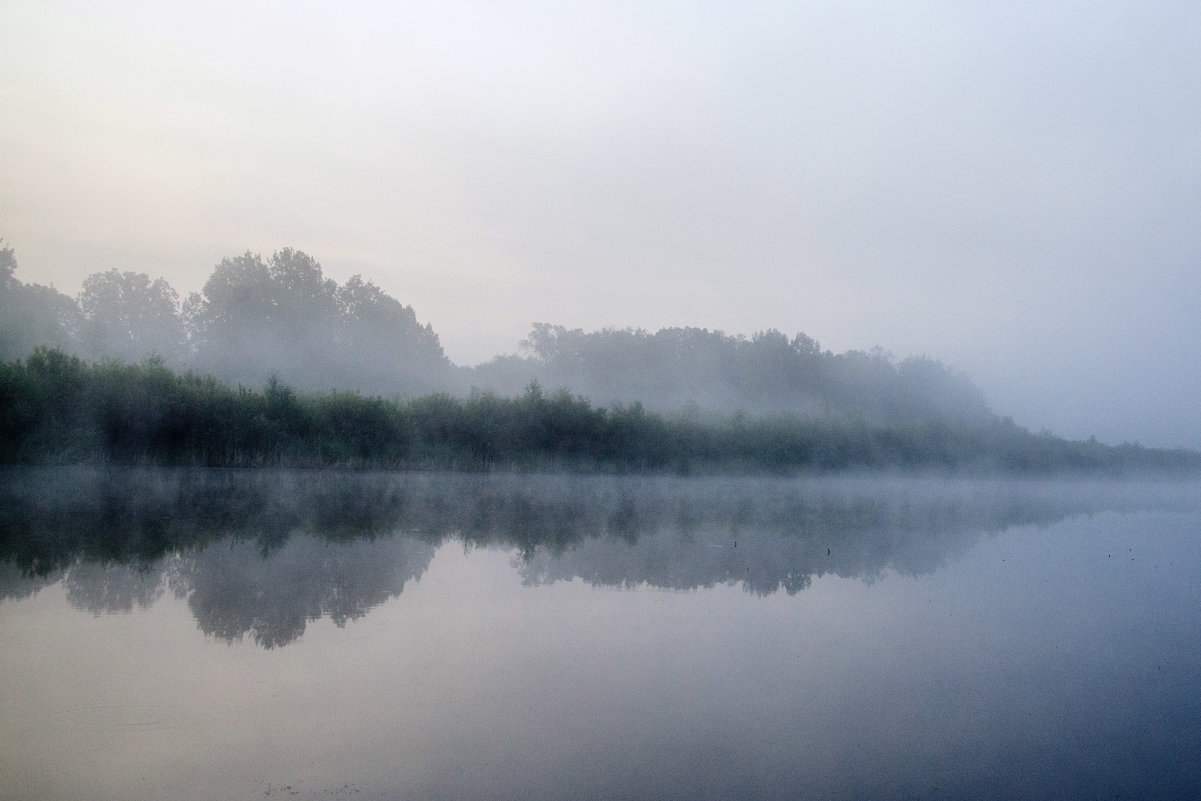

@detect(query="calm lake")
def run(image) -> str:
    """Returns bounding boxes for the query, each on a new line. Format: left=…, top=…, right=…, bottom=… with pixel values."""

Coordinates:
left=1, top=467, right=1199, bottom=801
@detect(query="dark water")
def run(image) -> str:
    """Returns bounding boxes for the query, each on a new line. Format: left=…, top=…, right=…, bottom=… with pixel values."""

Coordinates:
left=1, top=468, right=1199, bottom=801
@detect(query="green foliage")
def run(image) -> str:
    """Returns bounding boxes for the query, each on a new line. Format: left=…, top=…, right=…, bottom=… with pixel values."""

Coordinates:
left=0, top=239, right=998, bottom=427
left=1, top=350, right=1197, bottom=475
left=0, top=240, right=451, bottom=397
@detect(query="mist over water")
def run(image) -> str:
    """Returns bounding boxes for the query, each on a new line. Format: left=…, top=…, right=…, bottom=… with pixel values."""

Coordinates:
left=2, top=468, right=1200, bottom=800
left=4, top=4, right=1201, bottom=797
left=4, top=467, right=1195, bottom=627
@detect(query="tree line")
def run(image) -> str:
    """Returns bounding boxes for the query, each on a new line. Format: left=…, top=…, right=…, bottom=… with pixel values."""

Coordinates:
left=0, top=241, right=449, bottom=397
left=2, top=239, right=1003, bottom=424
left=2, top=349, right=1197, bottom=474
left=472, top=323, right=993, bottom=423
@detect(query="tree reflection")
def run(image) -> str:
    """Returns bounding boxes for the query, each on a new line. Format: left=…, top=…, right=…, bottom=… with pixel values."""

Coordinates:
left=1, top=467, right=1195, bottom=646
left=63, top=560, right=167, bottom=613
left=182, top=534, right=434, bottom=648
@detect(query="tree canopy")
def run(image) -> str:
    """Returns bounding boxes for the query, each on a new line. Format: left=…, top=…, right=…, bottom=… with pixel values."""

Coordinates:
left=79, top=269, right=187, bottom=365
left=469, top=323, right=992, bottom=424
left=0, top=238, right=1008, bottom=428
left=0, top=240, right=81, bottom=363
left=1, top=241, right=449, bottom=397
left=187, top=249, right=448, bottom=394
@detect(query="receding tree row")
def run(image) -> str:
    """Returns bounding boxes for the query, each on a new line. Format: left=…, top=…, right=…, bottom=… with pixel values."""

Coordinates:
left=3, top=238, right=1199, bottom=471
left=2, top=349, right=1197, bottom=474
left=1, top=240, right=997, bottom=424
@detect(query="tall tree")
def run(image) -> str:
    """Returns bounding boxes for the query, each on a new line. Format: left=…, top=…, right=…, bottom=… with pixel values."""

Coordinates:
left=78, top=269, right=186, bottom=364
left=336, top=275, right=448, bottom=394
left=0, top=240, right=16, bottom=290
left=190, top=248, right=448, bottom=393
left=189, top=251, right=333, bottom=386
left=0, top=240, right=82, bottom=361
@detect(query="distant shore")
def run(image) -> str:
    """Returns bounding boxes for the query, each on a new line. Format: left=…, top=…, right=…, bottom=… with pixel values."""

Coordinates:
left=3, top=349, right=1198, bottom=475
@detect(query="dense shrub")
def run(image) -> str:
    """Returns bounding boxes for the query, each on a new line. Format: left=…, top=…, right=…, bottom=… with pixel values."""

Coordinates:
left=1, top=350, right=1197, bottom=475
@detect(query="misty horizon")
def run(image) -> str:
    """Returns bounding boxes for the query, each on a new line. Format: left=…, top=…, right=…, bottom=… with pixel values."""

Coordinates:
left=0, top=241, right=1097, bottom=447
left=4, top=1, right=1200, bottom=451
left=4, top=467, right=1201, bottom=800
left=6, top=240, right=1197, bottom=456
left=4, top=7, right=1200, bottom=793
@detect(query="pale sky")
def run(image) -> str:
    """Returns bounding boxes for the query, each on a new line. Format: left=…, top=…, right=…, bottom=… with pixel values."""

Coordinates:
left=2, top=0, right=1199, bottom=448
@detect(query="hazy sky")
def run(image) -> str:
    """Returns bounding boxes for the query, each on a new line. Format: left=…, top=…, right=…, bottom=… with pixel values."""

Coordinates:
left=2, top=1, right=1199, bottom=448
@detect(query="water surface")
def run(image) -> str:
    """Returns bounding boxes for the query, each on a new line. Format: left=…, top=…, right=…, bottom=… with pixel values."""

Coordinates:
left=1, top=468, right=1198, bottom=800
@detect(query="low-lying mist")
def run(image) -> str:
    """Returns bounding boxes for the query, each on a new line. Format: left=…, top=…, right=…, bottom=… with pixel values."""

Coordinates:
left=3, top=241, right=1198, bottom=464
left=3, top=467, right=1195, bottom=647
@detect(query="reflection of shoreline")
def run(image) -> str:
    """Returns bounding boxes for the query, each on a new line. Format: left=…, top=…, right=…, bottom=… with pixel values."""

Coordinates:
left=1, top=467, right=1196, bottom=647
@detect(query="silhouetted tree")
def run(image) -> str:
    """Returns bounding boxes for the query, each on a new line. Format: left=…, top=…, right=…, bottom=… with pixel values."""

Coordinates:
left=473, top=324, right=991, bottom=423
left=189, top=251, right=302, bottom=385
left=188, top=249, right=448, bottom=394
left=0, top=240, right=15, bottom=289
left=0, top=241, right=82, bottom=361
left=78, top=269, right=187, bottom=365
left=335, top=274, right=448, bottom=395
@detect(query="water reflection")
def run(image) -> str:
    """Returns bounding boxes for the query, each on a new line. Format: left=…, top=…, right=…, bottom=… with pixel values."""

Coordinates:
left=185, top=535, right=434, bottom=648
left=0, top=467, right=1195, bottom=648
left=3, top=468, right=1201, bottom=801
